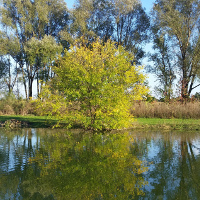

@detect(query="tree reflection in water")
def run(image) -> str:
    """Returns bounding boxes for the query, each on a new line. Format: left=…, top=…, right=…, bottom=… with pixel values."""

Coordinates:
left=0, top=129, right=148, bottom=200
left=132, top=131, right=200, bottom=200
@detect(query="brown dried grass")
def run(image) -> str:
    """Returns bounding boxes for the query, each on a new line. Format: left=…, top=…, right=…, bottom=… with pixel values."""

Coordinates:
left=131, top=101, right=200, bottom=119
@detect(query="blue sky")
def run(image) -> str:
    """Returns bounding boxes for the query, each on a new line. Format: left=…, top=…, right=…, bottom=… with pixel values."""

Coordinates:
left=65, top=0, right=155, bottom=12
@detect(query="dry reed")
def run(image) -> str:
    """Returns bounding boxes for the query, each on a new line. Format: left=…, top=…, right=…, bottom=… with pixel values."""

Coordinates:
left=131, top=101, right=200, bottom=119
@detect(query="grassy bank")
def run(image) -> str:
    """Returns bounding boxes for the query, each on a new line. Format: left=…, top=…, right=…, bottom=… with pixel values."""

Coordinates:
left=0, top=115, right=57, bottom=128
left=0, top=115, right=199, bottom=131
left=133, top=118, right=200, bottom=131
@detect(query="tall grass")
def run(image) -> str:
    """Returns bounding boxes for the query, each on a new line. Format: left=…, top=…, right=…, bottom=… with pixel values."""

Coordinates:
left=131, top=101, right=200, bottom=119
left=0, top=93, right=67, bottom=116
left=0, top=93, right=35, bottom=115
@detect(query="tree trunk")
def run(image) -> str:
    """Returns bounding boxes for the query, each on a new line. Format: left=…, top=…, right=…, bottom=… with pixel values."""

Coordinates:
left=21, top=64, right=27, bottom=100
left=37, top=70, right=39, bottom=98
left=29, top=78, right=33, bottom=99
left=181, top=73, right=189, bottom=100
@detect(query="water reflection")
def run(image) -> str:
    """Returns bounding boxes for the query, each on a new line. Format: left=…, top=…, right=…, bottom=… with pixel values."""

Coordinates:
left=0, top=129, right=148, bottom=200
left=132, top=131, right=200, bottom=200
left=1, top=129, right=200, bottom=199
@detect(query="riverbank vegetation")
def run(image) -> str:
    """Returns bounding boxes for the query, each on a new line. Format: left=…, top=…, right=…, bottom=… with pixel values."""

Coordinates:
left=0, top=115, right=200, bottom=130
left=1, top=94, right=200, bottom=130
left=1, top=92, right=200, bottom=120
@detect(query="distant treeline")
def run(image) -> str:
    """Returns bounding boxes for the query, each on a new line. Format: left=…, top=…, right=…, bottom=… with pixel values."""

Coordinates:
left=0, top=0, right=200, bottom=101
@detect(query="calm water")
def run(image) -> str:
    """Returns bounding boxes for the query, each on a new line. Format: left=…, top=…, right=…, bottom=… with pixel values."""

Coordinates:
left=0, top=128, right=200, bottom=200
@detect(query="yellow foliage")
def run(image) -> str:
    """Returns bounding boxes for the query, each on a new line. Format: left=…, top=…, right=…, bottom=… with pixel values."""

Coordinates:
left=38, top=38, right=149, bottom=130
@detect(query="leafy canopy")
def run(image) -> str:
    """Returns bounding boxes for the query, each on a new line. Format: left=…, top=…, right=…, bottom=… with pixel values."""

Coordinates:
left=40, top=39, right=148, bottom=130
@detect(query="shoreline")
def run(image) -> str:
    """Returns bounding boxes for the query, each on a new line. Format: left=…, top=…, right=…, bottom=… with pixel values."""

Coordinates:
left=0, top=115, right=200, bottom=131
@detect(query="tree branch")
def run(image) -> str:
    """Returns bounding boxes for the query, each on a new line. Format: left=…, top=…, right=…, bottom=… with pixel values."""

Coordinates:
left=192, top=83, right=200, bottom=90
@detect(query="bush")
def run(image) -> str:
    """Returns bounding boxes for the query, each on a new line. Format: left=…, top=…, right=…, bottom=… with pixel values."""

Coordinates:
left=37, top=39, right=148, bottom=130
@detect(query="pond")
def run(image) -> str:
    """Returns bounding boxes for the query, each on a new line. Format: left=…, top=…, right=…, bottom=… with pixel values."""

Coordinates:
left=0, top=128, right=200, bottom=200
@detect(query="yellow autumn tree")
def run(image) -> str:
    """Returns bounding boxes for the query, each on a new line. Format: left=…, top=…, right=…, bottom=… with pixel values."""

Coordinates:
left=39, top=38, right=148, bottom=130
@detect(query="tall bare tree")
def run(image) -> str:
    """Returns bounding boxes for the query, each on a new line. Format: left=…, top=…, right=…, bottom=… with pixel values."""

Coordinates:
left=148, top=24, right=176, bottom=101
left=152, top=0, right=200, bottom=99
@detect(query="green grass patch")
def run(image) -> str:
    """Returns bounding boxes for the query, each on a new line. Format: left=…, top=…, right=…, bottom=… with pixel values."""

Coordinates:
left=0, top=115, right=58, bottom=128
left=0, top=115, right=199, bottom=130
left=133, top=118, right=200, bottom=130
